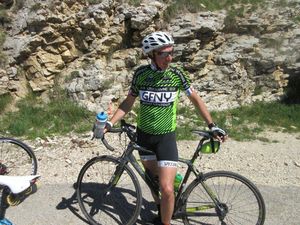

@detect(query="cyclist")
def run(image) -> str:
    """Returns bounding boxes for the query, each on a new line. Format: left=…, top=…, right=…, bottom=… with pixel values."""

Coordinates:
left=106, top=31, right=227, bottom=225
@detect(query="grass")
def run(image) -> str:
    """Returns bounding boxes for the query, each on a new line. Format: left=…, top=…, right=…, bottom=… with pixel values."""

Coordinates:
left=0, top=93, right=13, bottom=114
left=163, top=0, right=265, bottom=22
left=88, top=0, right=141, bottom=6
left=0, top=27, right=7, bottom=66
left=293, top=16, right=300, bottom=24
left=1, top=92, right=299, bottom=141
left=0, top=89, right=94, bottom=139
left=87, top=0, right=102, bottom=4
left=176, top=101, right=300, bottom=141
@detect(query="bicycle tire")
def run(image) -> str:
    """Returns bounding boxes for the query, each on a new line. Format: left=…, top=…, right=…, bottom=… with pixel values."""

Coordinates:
left=76, top=155, right=142, bottom=225
left=182, top=171, right=266, bottom=225
left=0, top=138, right=37, bottom=176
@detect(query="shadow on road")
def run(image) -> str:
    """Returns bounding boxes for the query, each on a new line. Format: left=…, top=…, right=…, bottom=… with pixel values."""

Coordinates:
left=56, top=187, right=90, bottom=224
left=55, top=183, right=157, bottom=225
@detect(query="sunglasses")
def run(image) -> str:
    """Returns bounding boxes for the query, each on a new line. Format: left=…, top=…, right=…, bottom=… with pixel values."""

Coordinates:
left=156, top=50, right=174, bottom=57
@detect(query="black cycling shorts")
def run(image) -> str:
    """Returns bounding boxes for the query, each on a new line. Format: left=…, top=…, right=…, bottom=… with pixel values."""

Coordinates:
left=137, top=128, right=178, bottom=167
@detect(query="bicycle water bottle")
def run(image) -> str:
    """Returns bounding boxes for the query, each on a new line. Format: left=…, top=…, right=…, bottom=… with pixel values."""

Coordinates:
left=94, top=112, right=108, bottom=139
left=174, top=173, right=183, bottom=192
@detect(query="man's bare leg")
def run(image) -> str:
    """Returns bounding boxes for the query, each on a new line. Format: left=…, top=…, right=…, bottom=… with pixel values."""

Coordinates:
left=142, top=160, right=160, bottom=204
left=159, top=166, right=176, bottom=225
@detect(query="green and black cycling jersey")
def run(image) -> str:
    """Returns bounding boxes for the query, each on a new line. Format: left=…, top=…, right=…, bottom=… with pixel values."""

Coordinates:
left=129, top=64, right=193, bottom=135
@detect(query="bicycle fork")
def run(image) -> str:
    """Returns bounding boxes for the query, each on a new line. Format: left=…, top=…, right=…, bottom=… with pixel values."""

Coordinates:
left=106, top=171, right=122, bottom=195
left=201, top=181, right=228, bottom=221
left=105, top=160, right=127, bottom=195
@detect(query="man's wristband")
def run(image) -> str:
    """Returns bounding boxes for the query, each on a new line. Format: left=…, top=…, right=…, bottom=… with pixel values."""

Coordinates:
left=208, top=122, right=216, bottom=129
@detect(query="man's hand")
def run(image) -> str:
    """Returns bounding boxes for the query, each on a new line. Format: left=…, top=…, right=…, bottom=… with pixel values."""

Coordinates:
left=209, top=123, right=228, bottom=142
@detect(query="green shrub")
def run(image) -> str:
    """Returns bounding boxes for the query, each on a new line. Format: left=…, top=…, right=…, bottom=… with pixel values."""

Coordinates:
left=0, top=28, right=6, bottom=67
left=12, top=0, right=24, bottom=11
left=87, top=0, right=102, bottom=5
left=283, top=75, right=300, bottom=104
left=0, top=28, right=5, bottom=46
left=163, top=0, right=265, bottom=22
left=293, top=16, right=300, bottom=24
left=127, top=0, right=142, bottom=6
left=261, top=38, right=284, bottom=51
left=253, top=86, right=263, bottom=96
left=0, top=9, right=11, bottom=24
left=30, top=3, right=43, bottom=12
left=64, top=70, right=81, bottom=82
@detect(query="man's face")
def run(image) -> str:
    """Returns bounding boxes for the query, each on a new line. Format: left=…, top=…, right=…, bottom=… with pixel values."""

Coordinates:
left=153, top=45, right=174, bottom=70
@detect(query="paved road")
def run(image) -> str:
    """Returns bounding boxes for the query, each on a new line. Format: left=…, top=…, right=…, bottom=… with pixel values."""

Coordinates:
left=5, top=182, right=300, bottom=225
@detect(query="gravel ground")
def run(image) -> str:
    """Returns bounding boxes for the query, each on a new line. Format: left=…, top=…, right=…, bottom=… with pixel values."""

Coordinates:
left=29, top=130, right=300, bottom=187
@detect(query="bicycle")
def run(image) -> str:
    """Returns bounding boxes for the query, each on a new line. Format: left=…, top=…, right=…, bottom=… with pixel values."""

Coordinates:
left=0, top=137, right=37, bottom=176
left=0, top=138, right=40, bottom=225
left=0, top=175, right=40, bottom=225
left=76, top=120, right=266, bottom=225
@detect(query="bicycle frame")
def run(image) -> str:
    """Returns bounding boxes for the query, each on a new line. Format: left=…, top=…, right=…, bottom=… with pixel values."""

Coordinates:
left=111, top=142, right=160, bottom=197
left=108, top=135, right=223, bottom=220
left=173, top=138, right=223, bottom=219
left=0, top=175, right=40, bottom=224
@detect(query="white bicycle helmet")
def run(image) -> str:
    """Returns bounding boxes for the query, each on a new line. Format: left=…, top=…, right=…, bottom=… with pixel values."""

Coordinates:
left=142, top=31, right=174, bottom=54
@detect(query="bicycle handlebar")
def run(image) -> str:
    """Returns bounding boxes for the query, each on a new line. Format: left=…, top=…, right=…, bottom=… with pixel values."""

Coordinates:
left=100, top=120, right=218, bottom=152
left=100, top=120, right=136, bottom=151
left=101, top=136, right=115, bottom=151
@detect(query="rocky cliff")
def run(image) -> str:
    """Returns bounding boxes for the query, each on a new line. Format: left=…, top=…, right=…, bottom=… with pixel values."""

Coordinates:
left=0, top=0, right=299, bottom=112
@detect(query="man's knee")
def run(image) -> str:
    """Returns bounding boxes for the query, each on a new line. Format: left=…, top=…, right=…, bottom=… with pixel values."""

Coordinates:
left=160, top=183, right=174, bottom=197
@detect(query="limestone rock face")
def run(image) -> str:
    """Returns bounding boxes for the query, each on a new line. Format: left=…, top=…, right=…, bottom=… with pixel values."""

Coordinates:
left=0, top=0, right=299, bottom=111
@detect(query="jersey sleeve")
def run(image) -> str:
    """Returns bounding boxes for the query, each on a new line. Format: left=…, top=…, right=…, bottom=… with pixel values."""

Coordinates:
left=129, top=73, right=139, bottom=97
left=171, top=66, right=194, bottom=96
left=129, top=65, right=150, bottom=97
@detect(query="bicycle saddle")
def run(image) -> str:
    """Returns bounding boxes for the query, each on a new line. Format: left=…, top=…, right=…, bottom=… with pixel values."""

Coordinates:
left=0, top=175, right=40, bottom=194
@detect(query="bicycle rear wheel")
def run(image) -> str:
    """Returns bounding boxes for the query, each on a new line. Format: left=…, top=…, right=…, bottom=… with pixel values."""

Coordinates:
left=182, top=171, right=265, bottom=225
left=76, top=155, right=142, bottom=225
left=0, top=138, right=37, bottom=176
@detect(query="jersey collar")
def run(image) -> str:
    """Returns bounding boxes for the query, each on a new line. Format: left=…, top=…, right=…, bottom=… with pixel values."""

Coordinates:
left=150, top=62, right=165, bottom=72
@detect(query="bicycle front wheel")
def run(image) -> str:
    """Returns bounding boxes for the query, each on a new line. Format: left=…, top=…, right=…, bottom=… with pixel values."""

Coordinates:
left=182, top=171, right=265, bottom=225
left=0, top=138, right=37, bottom=176
left=76, top=155, right=142, bottom=225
